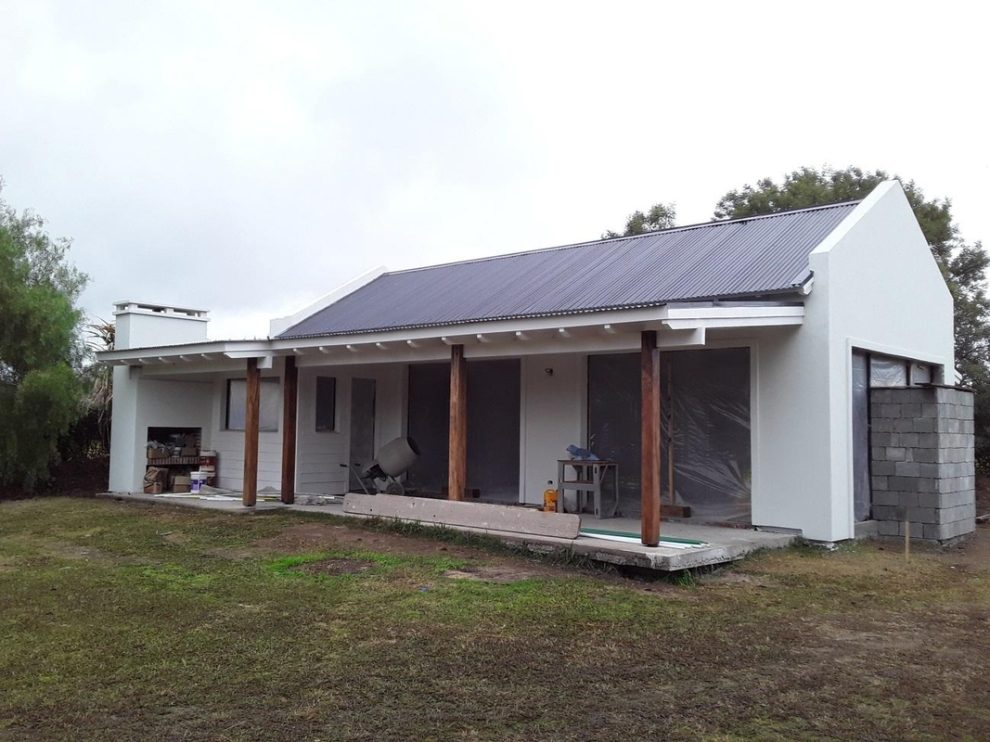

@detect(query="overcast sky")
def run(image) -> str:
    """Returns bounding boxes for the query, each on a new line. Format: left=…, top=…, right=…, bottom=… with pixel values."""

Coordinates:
left=2, top=1, right=987, bottom=340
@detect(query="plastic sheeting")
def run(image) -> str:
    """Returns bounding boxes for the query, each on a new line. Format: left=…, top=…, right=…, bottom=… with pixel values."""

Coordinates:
left=588, top=348, right=752, bottom=523
left=852, top=351, right=872, bottom=521
left=870, top=355, right=908, bottom=387
left=405, top=359, right=520, bottom=501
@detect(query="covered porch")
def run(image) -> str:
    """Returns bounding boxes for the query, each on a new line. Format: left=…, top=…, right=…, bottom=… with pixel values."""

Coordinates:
left=102, top=302, right=804, bottom=549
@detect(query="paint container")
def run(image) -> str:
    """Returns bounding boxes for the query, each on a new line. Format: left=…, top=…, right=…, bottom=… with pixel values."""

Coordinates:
left=190, top=471, right=209, bottom=493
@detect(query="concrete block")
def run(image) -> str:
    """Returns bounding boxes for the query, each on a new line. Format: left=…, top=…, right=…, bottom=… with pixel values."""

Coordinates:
left=887, top=476, right=918, bottom=492
left=907, top=506, right=937, bottom=523
left=939, top=418, right=962, bottom=434
left=872, top=432, right=894, bottom=447
left=924, top=519, right=975, bottom=541
left=918, top=433, right=939, bottom=448
left=938, top=477, right=964, bottom=494
left=872, top=418, right=893, bottom=433
left=923, top=523, right=950, bottom=541
left=877, top=520, right=902, bottom=537
left=887, top=476, right=917, bottom=491
left=871, top=475, right=889, bottom=492
left=901, top=403, right=922, bottom=417
left=901, top=388, right=930, bottom=404
left=875, top=504, right=909, bottom=521
left=913, top=448, right=938, bottom=463
left=342, top=493, right=582, bottom=538
left=942, top=490, right=975, bottom=509
left=871, top=389, right=894, bottom=404
left=877, top=403, right=901, bottom=418
left=921, top=403, right=939, bottom=418
left=886, top=447, right=908, bottom=462
left=894, top=462, right=920, bottom=477
left=937, top=502, right=976, bottom=524
left=898, top=433, right=920, bottom=448
left=912, top=418, right=937, bottom=433
left=873, top=490, right=903, bottom=507
left=872, top=460, right=896, bottom=476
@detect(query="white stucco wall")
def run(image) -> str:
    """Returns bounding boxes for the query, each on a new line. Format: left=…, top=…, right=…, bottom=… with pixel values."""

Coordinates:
left=291, top=363, right=406, bottom=495
left=107, top=369, right=215, bottom=492
left=210, top=369, right=284, bottom=492
left=115, top=310, right=208, bottom=350
left=520, top=353, right=586, bottom=504
left=754, top=182, right=955, bottom=541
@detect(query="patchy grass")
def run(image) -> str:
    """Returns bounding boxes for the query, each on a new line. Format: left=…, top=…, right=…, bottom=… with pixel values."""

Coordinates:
left=2, top=497, right=990, bottom=740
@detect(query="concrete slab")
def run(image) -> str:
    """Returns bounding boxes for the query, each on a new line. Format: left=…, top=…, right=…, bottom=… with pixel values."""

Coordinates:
left=343, top=493, right=581, bottom=539
left=97, top=492, right=797, bottom=571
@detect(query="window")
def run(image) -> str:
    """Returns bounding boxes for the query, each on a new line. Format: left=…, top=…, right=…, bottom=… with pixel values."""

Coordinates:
left=226, top=378, right=280, bottom=431
left=316, top=376, right=337, bottom=432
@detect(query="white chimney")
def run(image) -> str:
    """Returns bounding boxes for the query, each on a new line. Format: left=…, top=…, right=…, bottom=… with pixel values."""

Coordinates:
left=113, top=300, right=209, bottom=350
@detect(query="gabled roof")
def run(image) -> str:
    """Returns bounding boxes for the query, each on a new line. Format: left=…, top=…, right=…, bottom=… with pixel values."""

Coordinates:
left=279, top=201, right=858, bottom=339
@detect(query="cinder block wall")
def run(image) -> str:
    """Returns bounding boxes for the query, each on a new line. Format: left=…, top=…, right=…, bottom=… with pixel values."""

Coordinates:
left=870, top=387, right=975, bottom=543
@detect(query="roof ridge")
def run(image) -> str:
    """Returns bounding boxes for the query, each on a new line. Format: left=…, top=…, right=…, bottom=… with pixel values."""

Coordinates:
left=385, top=199, right=862, bottom=276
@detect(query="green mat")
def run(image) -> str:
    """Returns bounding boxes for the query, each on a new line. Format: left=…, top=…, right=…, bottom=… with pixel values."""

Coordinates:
left=579, top=527, right=705, bottom=546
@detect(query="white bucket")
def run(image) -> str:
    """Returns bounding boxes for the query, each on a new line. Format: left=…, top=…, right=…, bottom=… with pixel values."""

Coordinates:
left=190, top=471, right=209, bottom=493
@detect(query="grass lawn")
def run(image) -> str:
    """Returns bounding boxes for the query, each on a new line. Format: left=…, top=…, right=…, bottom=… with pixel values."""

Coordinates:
left=2, top=497, right=990, bottom=741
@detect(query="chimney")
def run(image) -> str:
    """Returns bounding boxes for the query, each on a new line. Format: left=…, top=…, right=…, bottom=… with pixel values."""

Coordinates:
left=113, top=300, right=209, bottom=350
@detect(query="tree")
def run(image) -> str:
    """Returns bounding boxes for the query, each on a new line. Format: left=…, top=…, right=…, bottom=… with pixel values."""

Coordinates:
left=0, top=184, right=89, bottom=490
left=604, top=202, right=676, bottom=239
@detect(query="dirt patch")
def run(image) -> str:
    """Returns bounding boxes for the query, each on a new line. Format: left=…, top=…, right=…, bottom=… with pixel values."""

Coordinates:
left=935, top=522, right=990, bottom=571
left=222, top=522, right=483, bottom=560
left=297, top=558, right=374, bottom=576
left=443, top=565, right=546, bottom=583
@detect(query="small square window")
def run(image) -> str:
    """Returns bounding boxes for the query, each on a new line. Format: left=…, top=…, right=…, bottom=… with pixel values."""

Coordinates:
left=316, top=376, right=336, bottom=432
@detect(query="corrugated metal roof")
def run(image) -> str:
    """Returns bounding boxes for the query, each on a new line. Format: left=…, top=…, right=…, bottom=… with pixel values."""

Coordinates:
left=279, top=201, right=859, bottom=338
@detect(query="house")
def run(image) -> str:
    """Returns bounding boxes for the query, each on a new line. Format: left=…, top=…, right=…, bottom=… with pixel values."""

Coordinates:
left=99, top=181, right=976, bottom=546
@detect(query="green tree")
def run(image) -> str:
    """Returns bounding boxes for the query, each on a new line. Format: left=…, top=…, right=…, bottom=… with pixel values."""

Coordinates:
left=0, top=184, right=89, bottom=490
left=604, top=202, right=676, bottom=239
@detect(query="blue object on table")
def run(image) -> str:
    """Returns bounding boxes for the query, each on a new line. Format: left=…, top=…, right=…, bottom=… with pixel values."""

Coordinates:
left=566, top=444, right=599, bottom=461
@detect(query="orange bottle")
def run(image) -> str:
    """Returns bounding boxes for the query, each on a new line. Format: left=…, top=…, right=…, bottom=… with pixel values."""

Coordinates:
left=543, top=481, right=559, bottom=512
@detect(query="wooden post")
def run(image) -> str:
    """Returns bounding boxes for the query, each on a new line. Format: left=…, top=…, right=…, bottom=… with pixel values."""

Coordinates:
left=242, top=357, right=260, bottom=507
left=280, top=355, right=298, bottom=504
left=448, top=344, right=467, bottom=501
left=641, top=330, right=661, bottom=546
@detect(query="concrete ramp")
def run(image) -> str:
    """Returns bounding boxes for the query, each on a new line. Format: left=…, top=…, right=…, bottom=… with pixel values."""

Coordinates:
left=343, top=493, right=581, bottom=539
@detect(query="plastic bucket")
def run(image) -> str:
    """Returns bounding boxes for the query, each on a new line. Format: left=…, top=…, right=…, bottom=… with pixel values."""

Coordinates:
left=190, top=471, right=209, bottom=493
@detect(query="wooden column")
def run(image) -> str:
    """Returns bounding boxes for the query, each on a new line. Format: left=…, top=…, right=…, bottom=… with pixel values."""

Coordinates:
left=641, top=330, right=661, bottom=546
left=280, top=355, right=298, bottom=504
left=242, top=357, right=260, bottom=507
left=447, top=343, right=467, bottom=501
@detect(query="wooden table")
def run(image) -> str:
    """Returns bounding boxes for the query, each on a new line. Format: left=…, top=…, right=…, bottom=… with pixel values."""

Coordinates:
left=556, top=459, right=619, bottom=518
